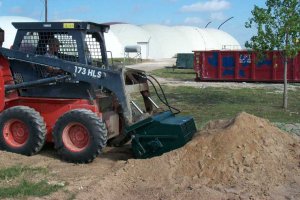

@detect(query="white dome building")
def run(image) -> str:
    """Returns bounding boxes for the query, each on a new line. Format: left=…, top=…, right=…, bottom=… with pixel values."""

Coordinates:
left=110, top=24, right=151, bottom=59
left=173, top=26, right=207, bottom=51
left=0, top=16, right=38, bottom=48
left=141, top=24, right=191, bottom=59
left=104, top=31, right=123, bottom=58
left=109, top=24, right=241, bottom=59
left=205, top=28, right=241, bottom=50
left=0, top=16, right=241, bottom=59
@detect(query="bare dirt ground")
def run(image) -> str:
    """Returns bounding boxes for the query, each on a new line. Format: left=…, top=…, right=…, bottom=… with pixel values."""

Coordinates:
left=156, top=77, right=300, bottom=91
left=0, top=113, right=299, bottom=200
left=126, top=58, right=176, bottom=72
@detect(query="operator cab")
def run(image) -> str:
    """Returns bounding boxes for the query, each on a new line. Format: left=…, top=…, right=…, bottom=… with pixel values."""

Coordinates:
left=9, top=22, right=110, bottom=99
left=12, top=22, right=109, bottom=67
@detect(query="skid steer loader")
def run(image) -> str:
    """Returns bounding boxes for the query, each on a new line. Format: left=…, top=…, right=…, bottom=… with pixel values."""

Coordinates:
left=0, top=22, right=196, bottom=163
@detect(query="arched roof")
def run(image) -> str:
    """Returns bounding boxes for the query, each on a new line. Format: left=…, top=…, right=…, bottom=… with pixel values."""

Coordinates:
left=111, top=23, right=241, bottom=59
left=172, top=26, right=241, bottom=51
left=173, top=26, right=208, bottom=51
left=110, top=24, right=151, bottom=46
left=193, top=28, right=223, bottom=50
left=141, top=24, right=190, bottom=59
left=205, top=28, right=241, bottom=50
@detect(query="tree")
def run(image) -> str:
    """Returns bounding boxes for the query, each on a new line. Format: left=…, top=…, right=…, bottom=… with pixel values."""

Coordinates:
left=245, top=0, right=300, bottom=109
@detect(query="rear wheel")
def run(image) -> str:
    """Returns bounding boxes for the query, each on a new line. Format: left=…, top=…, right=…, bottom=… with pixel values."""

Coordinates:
left=0, top=106, right=46, bottom=155
left=53, top=109, right=107, bottom=163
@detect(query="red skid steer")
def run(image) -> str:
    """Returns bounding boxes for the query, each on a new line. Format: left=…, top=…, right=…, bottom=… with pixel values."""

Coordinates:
left=0, top=22, right=196, bottom=163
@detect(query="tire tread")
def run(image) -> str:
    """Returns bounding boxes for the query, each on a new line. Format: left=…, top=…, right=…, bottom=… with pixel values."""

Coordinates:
left=0, top=106, right=46, bottom=156
left=53, top=109, right=107, bottom=163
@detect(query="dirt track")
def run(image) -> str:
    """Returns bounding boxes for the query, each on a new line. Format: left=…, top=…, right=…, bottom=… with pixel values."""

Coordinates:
left=0, top=113, right=299, bottom=200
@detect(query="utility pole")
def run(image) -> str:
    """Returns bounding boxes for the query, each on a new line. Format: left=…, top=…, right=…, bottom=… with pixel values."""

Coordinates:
left=45, top=0, right=48, bottom=22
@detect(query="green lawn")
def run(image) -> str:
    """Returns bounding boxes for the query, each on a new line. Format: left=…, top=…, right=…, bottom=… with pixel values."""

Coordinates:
left=0, top=166, right=63, bottom=199
left=109, top=58, right=151, bottom=66
left=151, top=86, right=300, bottom=129
left=150, top=68, right=196, bottom=81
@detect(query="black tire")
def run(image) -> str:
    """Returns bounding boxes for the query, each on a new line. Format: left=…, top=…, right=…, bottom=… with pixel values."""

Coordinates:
left=53, top=109, right=107, bottom=163
left=0, top=106, right=46, bottom=156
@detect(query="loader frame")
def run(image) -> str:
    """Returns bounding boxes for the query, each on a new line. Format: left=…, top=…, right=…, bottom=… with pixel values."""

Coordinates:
left=0, top=22, right=196, bottom=162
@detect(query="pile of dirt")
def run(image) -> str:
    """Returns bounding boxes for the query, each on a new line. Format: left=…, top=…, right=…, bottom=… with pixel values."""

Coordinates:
left=77, top=112, right=300, bottom=200
left=0, top=112, right=299, bottom=199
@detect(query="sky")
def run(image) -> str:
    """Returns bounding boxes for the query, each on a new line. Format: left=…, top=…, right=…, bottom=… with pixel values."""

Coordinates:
left=0, top=0, right=266, bottom=46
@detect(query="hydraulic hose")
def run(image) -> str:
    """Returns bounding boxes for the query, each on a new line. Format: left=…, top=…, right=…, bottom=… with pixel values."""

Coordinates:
left=137, top=73, right=180, bottom=114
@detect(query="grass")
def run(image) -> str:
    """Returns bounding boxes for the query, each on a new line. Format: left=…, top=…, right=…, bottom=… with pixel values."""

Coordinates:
left=109, top=57, right=150, bottom=66
left=0, top=166, right=46, bottom=180
left=150, top=68, right=195, bottom=80
left=0, top=165, right=63, bottom=198
left=151, top=86, right=300, bottom=129
left=0, top=180, right=62, bottom=198
left=148, top=68, right=300, bottom=129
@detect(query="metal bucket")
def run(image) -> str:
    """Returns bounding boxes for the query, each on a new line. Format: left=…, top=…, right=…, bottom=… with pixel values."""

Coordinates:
left=129, top=111, right=197, bottom=158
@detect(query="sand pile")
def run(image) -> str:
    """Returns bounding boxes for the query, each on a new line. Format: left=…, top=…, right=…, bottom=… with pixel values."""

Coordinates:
left=78, top=112, right=300, bottom=200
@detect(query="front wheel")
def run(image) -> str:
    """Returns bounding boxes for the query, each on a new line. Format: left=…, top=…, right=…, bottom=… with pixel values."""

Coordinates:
left=53, top=109, right=107, bottom=163
left=0, top=106, right=46, bottom=156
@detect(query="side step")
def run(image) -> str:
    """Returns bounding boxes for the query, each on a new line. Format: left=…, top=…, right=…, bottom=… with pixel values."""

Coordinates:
left=128, top=111, right=197, bottom=158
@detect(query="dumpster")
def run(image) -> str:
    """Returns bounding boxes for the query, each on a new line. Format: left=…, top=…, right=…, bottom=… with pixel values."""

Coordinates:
left=176, top=53, right=194, bottom=69
left=193, top=50, right=300, bottom=82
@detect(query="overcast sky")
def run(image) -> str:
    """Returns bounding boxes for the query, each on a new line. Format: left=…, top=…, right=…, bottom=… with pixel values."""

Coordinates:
left=0, top=0, right=265, bottom=46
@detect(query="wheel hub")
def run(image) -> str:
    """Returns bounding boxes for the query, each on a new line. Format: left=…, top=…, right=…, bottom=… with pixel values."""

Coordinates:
left=62, top=123, right=90, bottom=152
left=3, top=119, right=29, bottom=147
